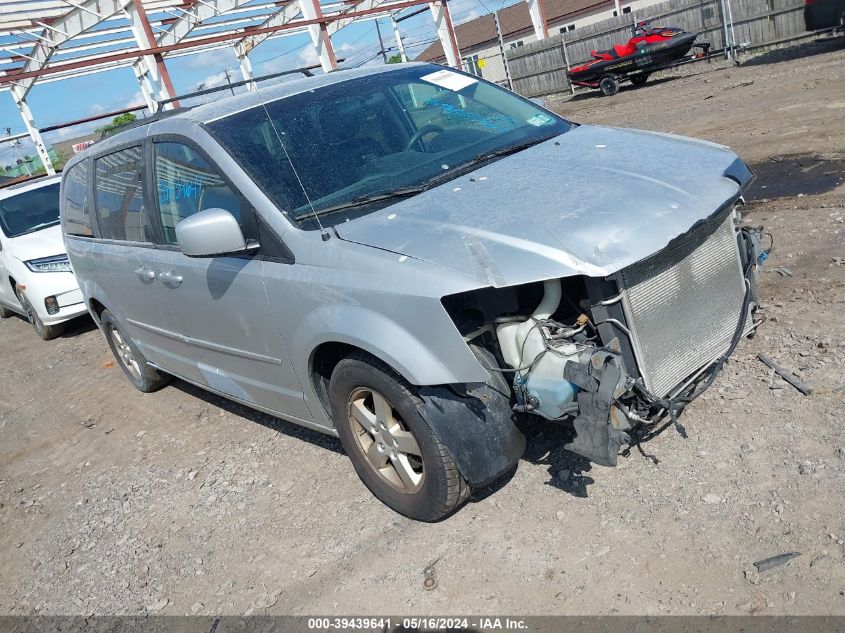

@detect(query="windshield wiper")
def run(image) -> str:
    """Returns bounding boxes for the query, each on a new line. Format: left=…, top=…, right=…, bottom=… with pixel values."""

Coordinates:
left=16, top=220, right=59, bottom=237
left=472, top=138, right=549, bottom=163
left=422, top=137, right=553, bottom=189
left=305, top=186, right=425, bottom=218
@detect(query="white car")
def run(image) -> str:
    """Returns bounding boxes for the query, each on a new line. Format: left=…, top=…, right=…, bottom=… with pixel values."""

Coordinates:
left=0, top=175, right=87, bottom=339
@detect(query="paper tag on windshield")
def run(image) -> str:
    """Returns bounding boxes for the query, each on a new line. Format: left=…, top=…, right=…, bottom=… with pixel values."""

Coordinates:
left=420, top=69, right=477, bottom=92
left=527, top=113, right=553, bottom=126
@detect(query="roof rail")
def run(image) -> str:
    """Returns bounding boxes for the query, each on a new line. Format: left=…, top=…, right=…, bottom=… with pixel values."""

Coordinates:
left=156, top=62, right=333, bottom=108
left=97, top=107, right=192, bottom=139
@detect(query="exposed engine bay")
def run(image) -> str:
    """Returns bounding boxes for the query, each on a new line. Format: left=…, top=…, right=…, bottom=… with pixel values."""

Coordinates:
left=442, top=206, right=770, bottom=466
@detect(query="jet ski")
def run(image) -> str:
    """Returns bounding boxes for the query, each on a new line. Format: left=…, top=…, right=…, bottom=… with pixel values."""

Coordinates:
left=567, top=21, right=702, bottom=96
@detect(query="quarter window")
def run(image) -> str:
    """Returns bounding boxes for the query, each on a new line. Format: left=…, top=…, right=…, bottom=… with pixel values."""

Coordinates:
left=94, top=146, right=153, bottom=243
left=62, top=161, right=92, bottom=237
left=153, top=142, right=245, bottom=245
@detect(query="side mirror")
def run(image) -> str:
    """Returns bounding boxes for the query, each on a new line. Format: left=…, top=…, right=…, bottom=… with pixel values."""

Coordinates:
left=175, top=208, right=257, bottom=258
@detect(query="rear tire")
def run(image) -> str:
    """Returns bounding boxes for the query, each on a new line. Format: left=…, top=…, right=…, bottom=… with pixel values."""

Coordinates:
left=15, top=286, right=64, bottom=340
left=329, top=352, right=471, bottom=522
left=630, top=73, right=649, bottom=86
left=101, top=309, right=171, bottom=392
left=599, top=75, right=620, bottom=96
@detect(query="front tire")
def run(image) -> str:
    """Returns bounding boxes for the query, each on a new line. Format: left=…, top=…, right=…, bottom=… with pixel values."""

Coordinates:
left=0, top=303, right=13, bottom=319
left=329, top=353, right=470, bottom=521
left=15, top=286, right=64, bottom=340
left=101, top=309, right=171, bottom=392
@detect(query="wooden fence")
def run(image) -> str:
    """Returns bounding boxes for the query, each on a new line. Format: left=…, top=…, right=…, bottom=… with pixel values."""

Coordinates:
left=507, top=0, right=808, bottom=97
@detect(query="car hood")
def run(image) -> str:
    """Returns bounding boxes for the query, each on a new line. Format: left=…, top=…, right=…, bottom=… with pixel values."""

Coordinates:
left=7, top=224, right=66, bottom=262
left=333, top=125, right=749, bottom=287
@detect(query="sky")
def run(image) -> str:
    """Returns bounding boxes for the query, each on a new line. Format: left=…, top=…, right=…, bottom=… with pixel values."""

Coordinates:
left=0, top=0, right=512, bottom=168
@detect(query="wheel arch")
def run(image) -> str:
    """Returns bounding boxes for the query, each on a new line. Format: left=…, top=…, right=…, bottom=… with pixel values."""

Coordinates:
left=297, top=304, right=489, bottom=388
left=88, top=297, right=108, bottom=324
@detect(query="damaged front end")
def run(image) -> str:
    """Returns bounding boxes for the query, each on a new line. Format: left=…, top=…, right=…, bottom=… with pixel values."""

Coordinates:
left=443, top=203, right=770, bottom=467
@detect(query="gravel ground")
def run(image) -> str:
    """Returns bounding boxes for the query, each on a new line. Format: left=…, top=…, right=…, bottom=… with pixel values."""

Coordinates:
left=1, top=37, right=844, bottom=617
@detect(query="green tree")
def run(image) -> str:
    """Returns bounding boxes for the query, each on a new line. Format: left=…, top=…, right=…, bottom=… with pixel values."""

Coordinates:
left=387, top=53, right=403, bottom=64
left=96, top=112, right=138, bottom=136
left=54, top=149, right=72, bottom=171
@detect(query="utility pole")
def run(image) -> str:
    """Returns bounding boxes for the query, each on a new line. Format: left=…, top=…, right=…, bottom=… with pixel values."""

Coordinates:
left=375, top=19, right=389, bottom=63
left=224, top=69, right=236, bottom=96
left=13, top=141, right=31, bottom=176
left=493, top=10, right=512, bottom=90
left=5, top=129, right=32, bottom=176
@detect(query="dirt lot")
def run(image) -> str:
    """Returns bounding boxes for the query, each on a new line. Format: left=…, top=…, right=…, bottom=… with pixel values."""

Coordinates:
left=1, top=38, right=844, bottom=617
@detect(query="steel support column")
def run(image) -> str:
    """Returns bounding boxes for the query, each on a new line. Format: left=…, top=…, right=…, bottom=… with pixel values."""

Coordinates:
left=126, top=0, right=180, bottom=110
left=9, top=87, right=55, bottom=175
left=298, top=0, right=338, bottom=72
left=131, top=60, right=158, bottom=111
left=429, top=0, right=460, bottom=67
left=233, top=42, right=257, bottom=90
left=526, top=0, right=548, bottom=40
left=391, top=15, right=407, bottom=61
left=130, top=0, right=251, bottom=101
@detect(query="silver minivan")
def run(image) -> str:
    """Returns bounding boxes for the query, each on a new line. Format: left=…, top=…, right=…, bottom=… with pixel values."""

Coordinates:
left=62, top=63, right=763, bottom=521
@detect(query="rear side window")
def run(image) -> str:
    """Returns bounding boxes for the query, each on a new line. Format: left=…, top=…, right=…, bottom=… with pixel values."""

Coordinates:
left=153, top=141, right=248, bottom=245
left=62, top=161, right=92, bottom=237
left=94, top=146, right=153, bottom=243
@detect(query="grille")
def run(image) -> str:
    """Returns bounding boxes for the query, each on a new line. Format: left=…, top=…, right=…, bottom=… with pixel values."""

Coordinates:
left=618, top=210, right=749, bottom=397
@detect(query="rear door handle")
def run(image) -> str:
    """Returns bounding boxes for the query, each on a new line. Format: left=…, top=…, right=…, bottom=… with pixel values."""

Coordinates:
left=160, top=270, right=183, bottom=288
left=135, top=266, right=156, bottom=282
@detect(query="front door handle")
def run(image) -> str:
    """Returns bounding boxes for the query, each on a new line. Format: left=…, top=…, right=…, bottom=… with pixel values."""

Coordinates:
left=135, top=266, right=156, bottom=282
left=159, top=270, right=183, bottom=288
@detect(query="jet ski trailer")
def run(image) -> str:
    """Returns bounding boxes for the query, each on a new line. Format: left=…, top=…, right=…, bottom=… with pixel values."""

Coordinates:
left=567, top=21, right=710, bottom=96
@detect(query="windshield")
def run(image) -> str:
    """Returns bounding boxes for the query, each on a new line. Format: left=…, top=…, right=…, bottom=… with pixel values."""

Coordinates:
left=0, top=182, right=61, bottom=238
left=206, top=65, right=571, bottom=229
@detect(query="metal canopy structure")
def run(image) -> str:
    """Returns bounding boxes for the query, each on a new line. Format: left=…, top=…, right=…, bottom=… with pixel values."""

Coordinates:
left=0, top=0, right=479, bottom=175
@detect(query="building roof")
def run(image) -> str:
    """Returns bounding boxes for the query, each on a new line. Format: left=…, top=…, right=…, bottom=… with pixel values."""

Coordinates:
left=415, top=0, right=612, bottom=62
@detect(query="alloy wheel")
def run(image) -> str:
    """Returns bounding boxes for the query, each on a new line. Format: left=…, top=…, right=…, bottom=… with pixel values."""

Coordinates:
left=347, top=387, right=424, bottom=493
left=109, top=324, right=142, bottom=381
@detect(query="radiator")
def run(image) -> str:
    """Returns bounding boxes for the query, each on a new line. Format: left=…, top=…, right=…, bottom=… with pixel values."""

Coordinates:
left=618, top=210, right=749, bottom=397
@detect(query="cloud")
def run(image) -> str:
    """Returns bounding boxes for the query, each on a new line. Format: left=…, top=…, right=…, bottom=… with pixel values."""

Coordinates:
left=45, top=120, right=101, bottom=144
left=197, top=71, right=230, bottom=89
left=336, top=42, right=359, bottom=55
left=182, top=48, right=235, bottom=71
left=296, top=44, right=321, bottom=68
left=257, top=56, right=289, bottom=74
left=122, top=89, right=146, bottom=110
